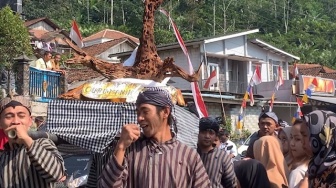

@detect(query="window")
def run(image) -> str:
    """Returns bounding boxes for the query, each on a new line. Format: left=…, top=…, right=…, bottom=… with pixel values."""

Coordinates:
left=271, top=61, right=281, bottom=81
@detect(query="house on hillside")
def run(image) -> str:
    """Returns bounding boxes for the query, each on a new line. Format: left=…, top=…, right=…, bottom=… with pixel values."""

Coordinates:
left=83, top=29, right=139, bottom=47
left=111, top=29, right=300, bottom=132
left=24, top=17, right=71, bottom=55
left=83, top=38, right=138, bottom=63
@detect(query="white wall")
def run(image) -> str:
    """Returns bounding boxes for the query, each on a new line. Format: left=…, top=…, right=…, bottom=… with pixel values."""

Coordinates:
left=225, top=37, right=245, bottom=56
left=29, top=21, right=54, bottom=31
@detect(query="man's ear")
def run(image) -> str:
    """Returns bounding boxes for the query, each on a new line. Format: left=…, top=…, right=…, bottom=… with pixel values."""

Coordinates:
left=162, top=106, right=170, bottom=118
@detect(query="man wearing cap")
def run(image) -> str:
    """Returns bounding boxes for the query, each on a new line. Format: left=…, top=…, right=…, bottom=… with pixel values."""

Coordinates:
left=0, top=95, right=65, bottom=187
left=245, top=111, right=279, bottom=159
left=197, top=117, right=236, bottom=188
left=99, top=87, right=211, bottom=188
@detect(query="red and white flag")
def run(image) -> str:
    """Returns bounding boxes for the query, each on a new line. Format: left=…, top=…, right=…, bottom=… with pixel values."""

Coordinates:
left=293, top=63, right=299, bottom=80
left=70, top=20, right=83, bottom=48
left=204, top=70, right=217, bottom=89
left=251, top=66, right=262, bottom=86
left=160, top=8, right=208, bottom=118
left=275, top=66, right=284, bottom=91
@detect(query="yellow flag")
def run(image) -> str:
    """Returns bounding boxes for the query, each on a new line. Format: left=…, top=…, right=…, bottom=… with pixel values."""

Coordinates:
left=236, top=121, right=242, bottom=129
left=302, top=94, right=309, bottom=103
left=291, top=117, right=296, bottom=124
left=243, top=92, right=249, bottom=100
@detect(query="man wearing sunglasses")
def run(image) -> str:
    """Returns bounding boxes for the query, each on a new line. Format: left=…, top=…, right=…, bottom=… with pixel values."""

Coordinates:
left=197, top=117, right=236, bottom=188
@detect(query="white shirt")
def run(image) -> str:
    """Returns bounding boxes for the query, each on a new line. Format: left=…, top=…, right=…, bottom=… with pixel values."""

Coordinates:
left=219, top=139, right=238, bottom=157
left=289, top=164, right=307, bottom=188
left=35, top=58, right=53, bottom=70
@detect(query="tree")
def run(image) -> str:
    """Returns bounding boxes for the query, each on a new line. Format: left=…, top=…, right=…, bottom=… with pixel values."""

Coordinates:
left=0, top=6, right=33, bottom=93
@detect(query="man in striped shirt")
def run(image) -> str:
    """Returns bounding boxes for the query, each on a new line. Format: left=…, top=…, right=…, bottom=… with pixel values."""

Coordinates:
left=99, top=87, right=211, bottom=188
left=0, top=95, right=65, bottom=187
left=197, top=117, right=237, bottom=188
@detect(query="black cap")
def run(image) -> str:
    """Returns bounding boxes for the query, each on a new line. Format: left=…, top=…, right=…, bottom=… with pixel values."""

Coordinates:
left=199, top=117, right=220, bottom=133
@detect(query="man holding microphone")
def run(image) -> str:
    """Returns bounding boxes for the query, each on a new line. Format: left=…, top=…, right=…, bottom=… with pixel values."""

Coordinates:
left=0, top=95, right=65, bottom=187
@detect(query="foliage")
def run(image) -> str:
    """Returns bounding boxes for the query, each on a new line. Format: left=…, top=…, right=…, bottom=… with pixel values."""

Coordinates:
left=219, top=116, right=233, bottom=134
left=20, top=0, right=336, bottom=68
left=0, top=6, right=32, bottom=69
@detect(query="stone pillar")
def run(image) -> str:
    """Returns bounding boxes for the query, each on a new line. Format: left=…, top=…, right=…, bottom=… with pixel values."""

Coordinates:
left=13, top=54, right=31, bottom=96
left=60, top=73, right=68, bottom=94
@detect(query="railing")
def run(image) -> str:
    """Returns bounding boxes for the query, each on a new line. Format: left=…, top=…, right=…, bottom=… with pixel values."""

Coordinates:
left=202, top=79, right=257, bottom=94
left=29, top=67, right=62, bottom=102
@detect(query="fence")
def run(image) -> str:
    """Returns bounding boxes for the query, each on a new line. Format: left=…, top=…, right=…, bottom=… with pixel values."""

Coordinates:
left=29, top=67, right=63, bottom=102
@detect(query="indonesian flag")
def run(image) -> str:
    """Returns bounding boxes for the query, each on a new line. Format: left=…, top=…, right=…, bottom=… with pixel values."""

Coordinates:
left=293, top=63, right=299, bottom=80
left=251, top=66, right=262, bottom=86
left=70, top=20, right=83, bottom=48
left=275, top=66, right=284, bottom=91
left=204, top=70, right=217, bottom=89
left=160, top=8, right=208, bottom=118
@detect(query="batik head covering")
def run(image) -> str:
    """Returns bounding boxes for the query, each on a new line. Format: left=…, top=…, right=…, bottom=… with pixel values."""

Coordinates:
left=136, top=87, right=177, bottom=131
left=304, top=110, right=336, bottom=179
left=253, top=136, right=289, bottom=188
left=0, top=95, right=31, bottom=114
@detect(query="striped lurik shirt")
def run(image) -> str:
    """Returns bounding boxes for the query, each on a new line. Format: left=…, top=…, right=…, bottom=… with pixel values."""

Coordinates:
left=0, top=138, right=65, bottom=188
left=198, top=148, right=237, bottom=188
left=86, top=140, right=118, bottom=187
left=99, top=137, right=211, bottom=188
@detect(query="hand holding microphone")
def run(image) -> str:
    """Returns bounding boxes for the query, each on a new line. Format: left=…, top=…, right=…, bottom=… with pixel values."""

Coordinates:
left=5, top=125, right=33, bottom=149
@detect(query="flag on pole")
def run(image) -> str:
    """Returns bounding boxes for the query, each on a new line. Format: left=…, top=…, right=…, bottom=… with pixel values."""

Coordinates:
left=296, top=97, right=303, bottom=107
left=247, top=85, right=254, bottom=106
left=251, top=66, right=262, bottom=86
left=236, top=106, right=244, bottom=129
left=292, top=106, right=303, bottom=124
left=70, top=20, right=83, bottom=48
left=160, top=8, right=208, bottom=118
left=302, top=77, right=318, bottom=103
left=275, top=66, right=284, bottom=91
left=293, top=63, right=299, bottom=80
left=204, top=70, right=217, bottom=89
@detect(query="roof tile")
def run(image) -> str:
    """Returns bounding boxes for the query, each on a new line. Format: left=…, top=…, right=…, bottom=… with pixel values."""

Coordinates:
left=83, top=29, right=139, bottom=44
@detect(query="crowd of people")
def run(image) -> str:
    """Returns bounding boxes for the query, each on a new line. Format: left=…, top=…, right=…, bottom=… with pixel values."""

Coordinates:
left=0, top=87, right=336, bottom=187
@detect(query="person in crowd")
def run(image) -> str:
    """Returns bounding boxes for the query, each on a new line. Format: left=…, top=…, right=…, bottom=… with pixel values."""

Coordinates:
left=246, top=111, right=279, bottom=159
left=234, top=159, right=271, bottom=188
left=197, top=117, right=237, bottom=188
left=219, top=129, right=238, bottom=158
left=99, top=87, right=211, bottom=187
left=0, top=95, right=65, bottom=187
left=254, top=135, right=289, bottom=188
left=213, top=131, right=221, bottom=148
left=297, top=110, right=336, bottom=188
left=278, top=126, right=293, bottom=168
left=50, top=53, right=66, bottom=74
left=35, top=51, right=53, bottom=70
left=288, top=119, right=311, bottom=188
left=35, top=116, right=47, bottom=131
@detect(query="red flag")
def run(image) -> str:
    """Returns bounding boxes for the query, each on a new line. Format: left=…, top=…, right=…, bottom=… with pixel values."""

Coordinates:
left=293, top=63, right=299, bottom=79
left=160, top=8, right=208, bottom=117
left=204, top=70, right=217, bottom=89
left=70, top=20, right=83, bottom=48
left=296, top=97, right=303, bottom=107
left=312, top=78, right=318, bottom=87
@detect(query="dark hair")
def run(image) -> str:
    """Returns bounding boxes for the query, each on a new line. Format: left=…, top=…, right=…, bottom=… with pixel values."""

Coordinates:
left=54, top=53, right=61, bottom=57
left=222, top=129, right=230, bottom=136
left=44, top=51, right=51, bottom=56
left=217, top=130, right=225, bottom=137
left=155, top=106, right=173, bottom=126
left=293, top=118, right=305, bottom=126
